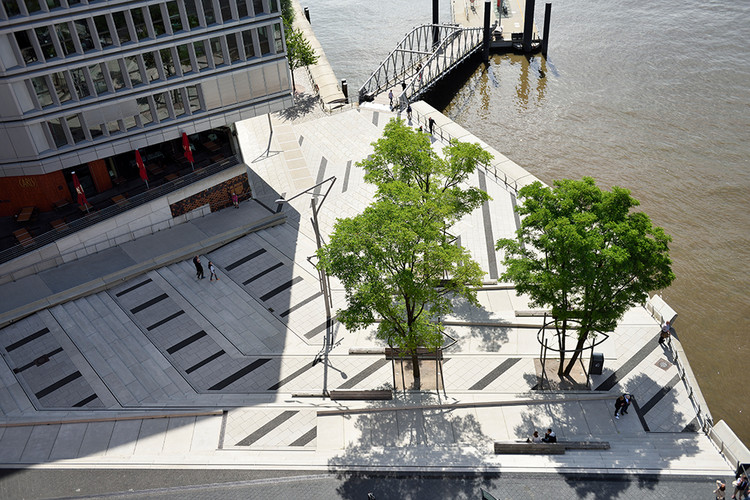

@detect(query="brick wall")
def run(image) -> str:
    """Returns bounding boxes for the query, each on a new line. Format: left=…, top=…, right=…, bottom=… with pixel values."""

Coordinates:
left=169, top=174, right=251, bottom=217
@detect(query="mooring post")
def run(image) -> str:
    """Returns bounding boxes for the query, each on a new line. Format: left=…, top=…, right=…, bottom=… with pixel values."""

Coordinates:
left=432, top=0, right=440, bottom=47
left=341, top=79, right=348, bottom=104
left=483, top=1, right=491, bottom=62
left=541, top=3, right=552, bottom=57
left=304, top=7, right=310, bottom=23
left=522, top=0, right=535, bottom=53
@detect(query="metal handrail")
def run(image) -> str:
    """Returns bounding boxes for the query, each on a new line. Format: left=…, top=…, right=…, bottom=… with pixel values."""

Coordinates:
left=670, top=342, right=714, bottom=433
left=410, top=108, right=519, bottom=195
left=0, top=156, right=240, bottom=266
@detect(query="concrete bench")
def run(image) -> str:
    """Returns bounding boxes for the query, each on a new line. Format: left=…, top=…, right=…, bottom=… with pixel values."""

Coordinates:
left=384, top=347, right=443, bottom=360
left=329, top=390, right=393, bottom=401
left=494, top=440, right=610, bottom=454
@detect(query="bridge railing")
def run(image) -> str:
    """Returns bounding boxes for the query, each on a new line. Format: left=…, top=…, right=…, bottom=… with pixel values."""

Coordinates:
left=359, top=24, right=484, bottom=102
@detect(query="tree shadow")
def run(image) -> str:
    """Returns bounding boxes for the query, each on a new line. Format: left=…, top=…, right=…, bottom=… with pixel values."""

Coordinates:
left=447, top=295, right=511, bottom=352
left=278, top=91, right=319, bottom=121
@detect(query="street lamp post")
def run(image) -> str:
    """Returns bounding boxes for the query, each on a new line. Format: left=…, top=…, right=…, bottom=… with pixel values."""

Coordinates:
left=275, top=176, right=336, bottom=396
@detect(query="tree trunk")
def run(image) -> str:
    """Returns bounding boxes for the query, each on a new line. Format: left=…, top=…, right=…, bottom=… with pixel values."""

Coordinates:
left=411, top=352, right=421, bottom=390
left=290, top=68, right=297, bottom=94
left=563, top=330, right=588, bottom=376
left=557, top=318, right=567, bottom=376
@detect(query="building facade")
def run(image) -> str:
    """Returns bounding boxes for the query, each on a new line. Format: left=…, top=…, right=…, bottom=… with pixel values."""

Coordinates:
left=0, top=0, right=293, bottom=215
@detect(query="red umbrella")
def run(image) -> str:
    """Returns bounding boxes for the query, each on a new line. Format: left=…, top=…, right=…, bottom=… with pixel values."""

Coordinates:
left=135, top=150, right=147, bottom=181
left=182, top=132, right=194, bottom=168
left=71, top=171, right=88, bottom=212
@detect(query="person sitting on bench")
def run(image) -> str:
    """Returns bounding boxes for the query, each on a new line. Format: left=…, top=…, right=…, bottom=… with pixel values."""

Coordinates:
left=542, top=428, right=557, bottom=443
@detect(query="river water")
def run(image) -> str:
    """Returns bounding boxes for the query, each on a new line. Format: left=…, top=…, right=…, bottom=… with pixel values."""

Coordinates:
left=304, top=0, right=750, bottom=443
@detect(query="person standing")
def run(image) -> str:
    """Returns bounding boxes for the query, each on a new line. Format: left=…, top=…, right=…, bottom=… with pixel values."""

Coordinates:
left=659, top=320, right=671, bottom=345
left=621, top=394, right=631, bottom=415
left=193, top=255, right=204, bottom=279
left=614, top=395, right=626, bottom=419
left=388, top=89, right=394, bottom=108
left=428, top=117, right=435, bottom=134
left=406, top=103, right=412, bottom=121
left=732, top=475, right=748, bottom=499
left=715, top=480, right=726, bottom=500
left=208, top=261, right=218, bottom=281
left=231, top=192, right=239, bottom=208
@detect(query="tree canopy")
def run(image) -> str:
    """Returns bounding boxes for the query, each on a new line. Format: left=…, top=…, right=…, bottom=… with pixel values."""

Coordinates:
left=284, top=21, right=318, bottom=92
left=497, top=177, right=674, bottom=375
left=317, top=120, right=492, bottom=389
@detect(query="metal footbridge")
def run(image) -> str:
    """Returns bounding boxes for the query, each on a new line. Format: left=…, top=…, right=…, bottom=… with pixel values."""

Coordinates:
left=358, top=24, right=485, bottom=105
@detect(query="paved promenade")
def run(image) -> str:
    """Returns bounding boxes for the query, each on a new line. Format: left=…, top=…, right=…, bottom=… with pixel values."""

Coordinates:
left=0, top=95, right=733, bottom=483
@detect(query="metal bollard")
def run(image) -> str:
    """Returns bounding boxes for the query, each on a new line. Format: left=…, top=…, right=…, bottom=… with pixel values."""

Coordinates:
left=304, top=7, right=310, bottom=23
left=341, top=79, right=348, bottom=103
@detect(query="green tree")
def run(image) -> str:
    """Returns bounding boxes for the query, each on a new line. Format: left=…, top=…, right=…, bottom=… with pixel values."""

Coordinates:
left=280, top=0, right=294, bottom=25
left=317, top=120, right=492, bottom=389
left=284, top=20, right=318, bottom=93
left=496, top=177, right=675, bottom=376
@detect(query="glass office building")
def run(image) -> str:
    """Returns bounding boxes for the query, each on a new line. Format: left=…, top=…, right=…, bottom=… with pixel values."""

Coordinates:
left=0, top=0, right=293, bottom=215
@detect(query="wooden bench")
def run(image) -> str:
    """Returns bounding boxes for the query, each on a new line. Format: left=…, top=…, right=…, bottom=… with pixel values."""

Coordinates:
left=385, top=347, right=443, bottom=360
left=12, top=228, right=34, bottom=247
left=494, top=440, right=610, bottom=454
left=329, top=390, right=393, bottom=401
left=50, top=219, right=68, bottom=232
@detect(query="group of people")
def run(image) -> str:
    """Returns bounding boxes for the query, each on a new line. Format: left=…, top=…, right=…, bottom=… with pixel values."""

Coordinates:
left=192, top=255, right=218, bottom=281
left=527, top=428, right=556, bottom=444
left=714, top=474, right=749, bottom=500
left=614, top=393, right=632, bottom=419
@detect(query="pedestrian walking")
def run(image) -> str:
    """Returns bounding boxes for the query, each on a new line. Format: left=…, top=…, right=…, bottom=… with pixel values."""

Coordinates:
left=621, top=393, right=631, bottom=415
left=659, top=320, right=671, bottom=345
left=542, top=428, right=557, bottom=443
left=388, top=89, right=394, bottom=108
left=732, top=475, right=748, bottom=499
left=208, top=261, right=218, bottom=281
left=428, top=117, right=435, bottom=134
left=614, top=395, right=626, bottom=419
left=193, top=255, right=204, bottom=279
left=715, top=480, right=726, bottom=500
left=231, top=192, right=239, bottom=208
left=406, top=104, right=412, bottom=121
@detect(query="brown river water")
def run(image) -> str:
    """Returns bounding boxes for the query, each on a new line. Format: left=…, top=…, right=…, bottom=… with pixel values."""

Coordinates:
left=305, top=0, right=750, bottom=444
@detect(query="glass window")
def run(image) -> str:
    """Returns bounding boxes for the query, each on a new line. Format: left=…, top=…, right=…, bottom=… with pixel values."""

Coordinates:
left=112, top=11, right=131, bottom=45
left=24, top=0, right=41, bottom=14
left=273, top=23, right=283, bottom=53
left=167, top=2, right=183, bottom=32
left=15, top=31, right=37, bottom=64
left=107, top=59, right=125, bottom=90
left=131, top=8, right=149, bottom=40
left=150, top=5, right=166, bottom=36
left=66, top=114, right=85, bottom=143
left=160, top=48, right=177, bottom=78
left=123, top=115, right=137, bottom=130
left=70, top=67, right=90, bottom=98
left=55, top=23, right=76, bottom=56
left=236, top=0, right=248, bottom=18
left=106, top=120, right=120, bottom=135
left=47, top=118, right=68, bottom=147
left=226, top=33, right=240, bottom=62
left=258, top=26, right=270, bottom=55
left=46, top=0, right=61, bottom=9
left=177, top=44, right=192, bottom=74
left=87, top=120, right=103, bottom=140
left=185, top=0, right=200, bottom=29
left=269, top=0, right=278, bottom=13
left=75, top=20, right=94, bottom=52
left=89, top=63, right=107, bottom=94
left=137, top=96, right=153, bottom=125
left=68, top=0, right=81, bottom=5
left=3, top=1, right=21, bottom=17
left=220, top=1, right=232, bottom=22
left=171, top=89, right=186, bottom=117
left=187, top=85, right=200, bottom=113
left=242, top=30, right=255, bottom=58
left=201, top=0, right=215, bottom=25
left=51, top=72, right=71, bottom=103
left=31, top=76, right=53, bottom=108
left=210, top=37, right=224, bottom=66
left=93, top=16, right=113, bottom=48
left=125, top=56, right=142, bottom=86
left=154, top=92, right=169, bottom=121
left=193, top=41, right=208, bottom=70
left=252, top=0, right=263, bottom=16
left=143, top=52, right=160, bottom=81
left=36, top=26, right=57, bottom=60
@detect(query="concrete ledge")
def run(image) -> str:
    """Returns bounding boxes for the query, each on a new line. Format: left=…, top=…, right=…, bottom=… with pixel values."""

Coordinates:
left=0, top=410, right=223, bottom=428
left=710, top=420, right=750, bottom=470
